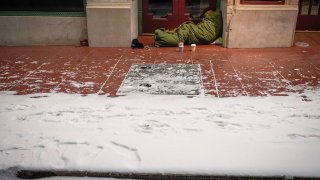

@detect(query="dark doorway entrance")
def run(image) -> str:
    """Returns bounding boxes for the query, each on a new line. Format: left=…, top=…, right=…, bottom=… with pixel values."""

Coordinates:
left=142, top=0, right=216, bottom=33
left=296, top=0, right=320, bottom=30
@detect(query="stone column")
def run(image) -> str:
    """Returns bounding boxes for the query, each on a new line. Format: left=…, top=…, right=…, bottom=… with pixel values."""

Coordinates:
left=86, top=0, right=138, bottom=47
left=221, top=0, right=299, bottom=48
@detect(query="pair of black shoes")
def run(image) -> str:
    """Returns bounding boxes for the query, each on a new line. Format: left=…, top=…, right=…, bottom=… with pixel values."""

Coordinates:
left=131, top=39, right=144, bottom=49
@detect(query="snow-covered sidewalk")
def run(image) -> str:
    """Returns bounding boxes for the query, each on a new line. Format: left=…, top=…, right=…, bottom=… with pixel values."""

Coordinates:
left=1, top=90, right=320, bottom=178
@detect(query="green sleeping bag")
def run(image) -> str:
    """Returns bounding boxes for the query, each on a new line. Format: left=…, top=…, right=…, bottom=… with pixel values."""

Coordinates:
left=154, top=10, right=222, bottom=47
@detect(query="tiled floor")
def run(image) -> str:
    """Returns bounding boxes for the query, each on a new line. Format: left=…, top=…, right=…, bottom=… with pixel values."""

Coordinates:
left=0, top=32, right=319, bottom=98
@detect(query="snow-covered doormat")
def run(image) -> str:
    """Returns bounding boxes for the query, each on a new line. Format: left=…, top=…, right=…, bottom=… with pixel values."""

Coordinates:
left=117, top=64, right=203, bottom=95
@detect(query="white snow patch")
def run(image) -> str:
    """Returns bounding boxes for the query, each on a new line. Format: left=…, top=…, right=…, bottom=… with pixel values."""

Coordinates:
left=69, top=81, right=96, bottom=88
left=0, top=90, right=320, bottom=177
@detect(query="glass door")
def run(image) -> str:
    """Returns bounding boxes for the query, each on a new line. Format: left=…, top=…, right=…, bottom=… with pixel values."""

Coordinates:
left=142, top=0, right=179, bottom=33
left=184, top=0, right=216, bottom=21
left=296, top=0, right=320, bottom=30
left=149, top=0, right=173, bottom=18
left=142, top=0, right=216, bottom=33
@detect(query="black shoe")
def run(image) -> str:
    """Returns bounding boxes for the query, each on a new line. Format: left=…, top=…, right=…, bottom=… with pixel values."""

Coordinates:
left=131, top=39, right=144, bottom=49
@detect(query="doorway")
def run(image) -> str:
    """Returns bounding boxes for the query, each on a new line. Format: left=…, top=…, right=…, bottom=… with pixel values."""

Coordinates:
left=142, top=0, right=216, bottom=33
left=296, top=0, right=320, bottom=30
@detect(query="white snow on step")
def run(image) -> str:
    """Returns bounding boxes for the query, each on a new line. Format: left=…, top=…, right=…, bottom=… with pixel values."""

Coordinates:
left=0, top=90, right=320, bottom=178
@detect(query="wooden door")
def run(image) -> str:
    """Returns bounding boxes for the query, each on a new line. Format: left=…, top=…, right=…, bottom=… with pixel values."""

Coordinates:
left=142, top=0, right=216, bottom=33
left=296, top=0, right=320, bottom=30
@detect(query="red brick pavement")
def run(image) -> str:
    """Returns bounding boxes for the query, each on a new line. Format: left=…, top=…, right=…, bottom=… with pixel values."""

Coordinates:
left=0, top=33, right=319, bottom=98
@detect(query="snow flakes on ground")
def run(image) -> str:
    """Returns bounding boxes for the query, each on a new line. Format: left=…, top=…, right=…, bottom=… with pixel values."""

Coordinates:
left=0, top=90, right=320, bottom=178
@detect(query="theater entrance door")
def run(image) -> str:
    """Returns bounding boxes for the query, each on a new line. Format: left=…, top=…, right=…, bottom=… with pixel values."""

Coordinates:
left=142, top=0, right=216, bottom=33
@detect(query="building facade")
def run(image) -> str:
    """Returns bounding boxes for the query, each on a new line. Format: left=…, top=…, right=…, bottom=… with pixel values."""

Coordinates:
left=0, top=0, right=318, bottom=48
